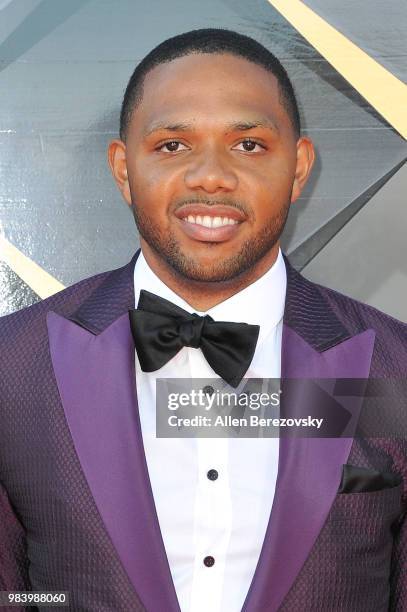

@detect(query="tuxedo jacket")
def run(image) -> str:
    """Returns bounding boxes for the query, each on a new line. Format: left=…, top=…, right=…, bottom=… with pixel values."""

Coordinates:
left=0, top=250, right=406, bottom=612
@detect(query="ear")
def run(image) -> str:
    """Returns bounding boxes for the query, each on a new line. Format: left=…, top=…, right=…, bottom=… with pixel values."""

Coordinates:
left=290, top=136, right=315, bottom=203
left=107, top=139, right=132, bottom=207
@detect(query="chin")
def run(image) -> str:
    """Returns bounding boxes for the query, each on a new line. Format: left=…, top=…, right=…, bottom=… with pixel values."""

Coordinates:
left=169, top=257, right=242, bottom=284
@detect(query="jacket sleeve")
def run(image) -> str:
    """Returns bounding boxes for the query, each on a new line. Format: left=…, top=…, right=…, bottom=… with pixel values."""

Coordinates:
left=390, top=507, right=407, bottom=610
left=0, top=479, right=31, bottom=593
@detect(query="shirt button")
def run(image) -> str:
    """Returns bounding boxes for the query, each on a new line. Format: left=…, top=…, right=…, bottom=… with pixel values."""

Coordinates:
left=202, top=385, right=214, bottom=395
left=203, top=555, right=215, bottom=567
left=207, top=469, right=218, bottom=481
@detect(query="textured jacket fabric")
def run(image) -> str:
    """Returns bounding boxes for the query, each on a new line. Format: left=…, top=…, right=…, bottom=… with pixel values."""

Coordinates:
left=0, top=250, right=406, bottom=611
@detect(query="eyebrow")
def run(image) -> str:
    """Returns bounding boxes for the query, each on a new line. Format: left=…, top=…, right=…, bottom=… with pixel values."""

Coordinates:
left=224, top=119, right=279, bottom=134
left=143, top=118, right=279, bottom=137
left=143, top=122, right=192, bottom=137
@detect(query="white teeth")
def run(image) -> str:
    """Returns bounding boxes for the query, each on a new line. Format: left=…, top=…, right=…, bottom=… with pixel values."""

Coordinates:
left=183, top=215, right=239, bottom=227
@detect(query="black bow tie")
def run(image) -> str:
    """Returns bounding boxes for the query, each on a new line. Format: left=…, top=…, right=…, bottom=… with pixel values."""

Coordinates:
left=128, top=290, right=260, bottom=388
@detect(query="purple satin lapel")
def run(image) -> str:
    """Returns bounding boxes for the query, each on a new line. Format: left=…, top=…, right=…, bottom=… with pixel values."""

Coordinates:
left=46, top=311, right=180, bottom=612
left=242, top=325, right=376, bottom=612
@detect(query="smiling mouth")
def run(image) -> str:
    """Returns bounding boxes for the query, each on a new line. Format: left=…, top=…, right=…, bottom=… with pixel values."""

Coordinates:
left=181, top=214, right=239, bottom=228
left=174, top=211, right=244, bottom=243
left=173, top=203, right=246, bottom=242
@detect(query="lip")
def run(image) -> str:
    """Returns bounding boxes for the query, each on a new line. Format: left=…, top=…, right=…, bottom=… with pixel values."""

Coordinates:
left=173, top=203, right=246, bottom=243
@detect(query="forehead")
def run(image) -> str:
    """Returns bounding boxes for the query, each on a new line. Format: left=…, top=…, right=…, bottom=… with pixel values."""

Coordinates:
left=130, top=53, right=290, bottom=134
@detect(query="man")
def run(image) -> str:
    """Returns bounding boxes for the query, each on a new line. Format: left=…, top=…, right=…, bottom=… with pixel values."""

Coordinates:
left=0, top=28, right=406, bottom=612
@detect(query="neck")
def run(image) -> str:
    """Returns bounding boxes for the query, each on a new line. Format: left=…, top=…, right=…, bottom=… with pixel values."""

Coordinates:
left=139, top=241, right=280, bottom=311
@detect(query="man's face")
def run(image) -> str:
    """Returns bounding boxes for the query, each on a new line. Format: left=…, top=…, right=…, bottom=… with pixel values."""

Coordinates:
left=110, top=53, right=314, bottom=282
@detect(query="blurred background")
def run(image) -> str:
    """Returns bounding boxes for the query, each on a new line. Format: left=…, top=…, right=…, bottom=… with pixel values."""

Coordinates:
left=0, top=0, right=406, bottom=319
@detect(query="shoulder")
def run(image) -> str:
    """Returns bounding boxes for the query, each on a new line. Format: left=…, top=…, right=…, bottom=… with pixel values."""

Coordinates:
left=0, top=256, right=137, bottom=405
left=0, top=267, right=112, bottom=352
left=284, top=254, right=406, bottom=339
left=314, top=278, right=406, bottom=336
left=309, top=276, right=407, bottom=374
left=283, top=252, right=406, bottom=374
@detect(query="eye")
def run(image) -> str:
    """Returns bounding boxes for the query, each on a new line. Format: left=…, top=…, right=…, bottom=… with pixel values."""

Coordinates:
left=157, top=140, right=189, bottom=153
left=233, top=139, right=265, bottom=153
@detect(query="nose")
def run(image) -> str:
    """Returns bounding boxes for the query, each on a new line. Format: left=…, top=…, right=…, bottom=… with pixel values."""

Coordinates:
left=184, top=147, right=238, bottom=193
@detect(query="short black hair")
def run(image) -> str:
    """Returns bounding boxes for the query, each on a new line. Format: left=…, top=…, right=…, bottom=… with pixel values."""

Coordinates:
left=119, top=28, right=301, bottom=141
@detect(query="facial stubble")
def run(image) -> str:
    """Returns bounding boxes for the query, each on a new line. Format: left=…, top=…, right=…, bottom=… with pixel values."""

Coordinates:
left=132, top=201, right=290, bottom=283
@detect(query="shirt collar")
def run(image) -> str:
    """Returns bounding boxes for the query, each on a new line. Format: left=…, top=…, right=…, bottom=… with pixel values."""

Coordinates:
left=133, top=248, right=287, bottom=342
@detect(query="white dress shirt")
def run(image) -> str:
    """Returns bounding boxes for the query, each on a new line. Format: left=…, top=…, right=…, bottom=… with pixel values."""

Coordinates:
left=133, top=248, right=287, bottom=612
